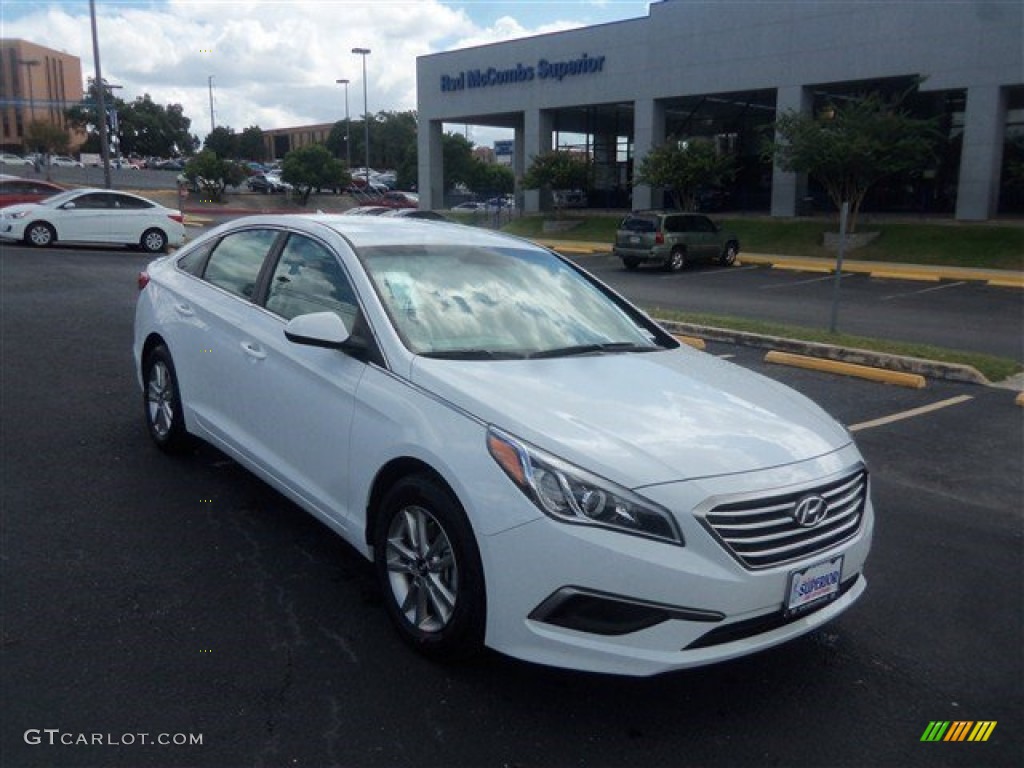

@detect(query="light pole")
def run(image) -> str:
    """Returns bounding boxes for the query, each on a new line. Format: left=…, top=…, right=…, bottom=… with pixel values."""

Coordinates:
left=208, top=75, right=215, bottom=134
left=352, top=48, right=371, bottom=187
left=335, top=78, right=351, bottom=170
left=89, top=0, right=112, bottom=188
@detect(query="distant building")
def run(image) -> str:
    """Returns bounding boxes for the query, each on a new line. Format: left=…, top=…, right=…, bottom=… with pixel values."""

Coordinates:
left=261, top=123, right=336, bottom=161
left=0, top=39, right=84, bottom=153
left=417, top=1, right=1023, bottom=219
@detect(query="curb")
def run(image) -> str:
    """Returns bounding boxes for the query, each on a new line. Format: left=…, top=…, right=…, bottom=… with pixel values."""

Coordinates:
left=764, top=350, right=926, bottom=389
left=656, top=318, right=991, bottom=386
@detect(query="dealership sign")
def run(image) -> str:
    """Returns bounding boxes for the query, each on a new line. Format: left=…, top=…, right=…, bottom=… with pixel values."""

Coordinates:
left=441, top=53, right=606, bottom=92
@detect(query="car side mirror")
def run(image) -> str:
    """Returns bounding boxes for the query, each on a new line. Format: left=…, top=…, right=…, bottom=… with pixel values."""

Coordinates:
left=62, top=202, right=77, bottom=210
left=284, top=311, right=364, bottom=353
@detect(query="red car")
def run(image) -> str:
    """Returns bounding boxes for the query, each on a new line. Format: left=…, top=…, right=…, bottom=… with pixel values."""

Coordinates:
left=376, top=191, right=419, bottom=209
left=0, top=178, right=65, bottom=208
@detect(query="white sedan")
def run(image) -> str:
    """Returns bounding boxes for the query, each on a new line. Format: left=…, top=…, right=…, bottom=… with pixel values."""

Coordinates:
left=0, top=188, right=186, bottom=252
left=133, top=215, right=873, bottom=676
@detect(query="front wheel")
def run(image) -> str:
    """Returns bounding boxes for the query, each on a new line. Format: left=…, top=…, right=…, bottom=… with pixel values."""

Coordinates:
left=25, top=221, right=56, bottom=247
left=141, top=228, right=168, bottom=253
left=374, top=474, right=485, bottom=659
left=720, top=242, right=739, bottom=266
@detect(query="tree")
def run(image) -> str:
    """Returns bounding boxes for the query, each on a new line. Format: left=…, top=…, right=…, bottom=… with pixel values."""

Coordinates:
left=182, top=149, right=246, bottom=201
left=66, top=84, right=197, bottom=158
left=468, top=160, right=514, bottom=197
left=634, top=137, right=737, bottom=212
left=203, top=126, right=238, bottom=159
left=280, top=144, right=350, bottom=205
left=238, top=126, right=265, bottom=161
left=522, top=150, right=590, bottom=212
left=442, top=132, right=477, bottom=189
left=766, top=90, right=940, bottom=232
left=24, top=121, right=70, bottom=156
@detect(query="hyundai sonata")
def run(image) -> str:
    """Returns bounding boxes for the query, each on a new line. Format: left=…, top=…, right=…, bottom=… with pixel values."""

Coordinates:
left=133, top=215, right=873, bottom=676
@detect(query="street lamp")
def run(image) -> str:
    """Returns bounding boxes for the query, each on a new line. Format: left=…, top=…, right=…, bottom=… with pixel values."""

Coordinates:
left=352, top=47, right=371, bottom=187
left=335, top=78, right=351, bottom=170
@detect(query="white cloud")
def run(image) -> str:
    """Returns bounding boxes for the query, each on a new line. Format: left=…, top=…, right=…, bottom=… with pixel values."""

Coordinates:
left=2, top=0, right=645, bottom=147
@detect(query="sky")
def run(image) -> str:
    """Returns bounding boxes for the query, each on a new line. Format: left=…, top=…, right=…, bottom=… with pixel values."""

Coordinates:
left=1, top=0, right=653, bottom=150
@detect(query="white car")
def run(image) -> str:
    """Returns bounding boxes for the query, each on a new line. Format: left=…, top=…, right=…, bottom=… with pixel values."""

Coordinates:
left=0, top=188, right=186, bottom=252
left=49, top=155, right=83, bottom=167
left=0, top=152, right=32, bottom=166
left=133, top=215, right=873, bottom=676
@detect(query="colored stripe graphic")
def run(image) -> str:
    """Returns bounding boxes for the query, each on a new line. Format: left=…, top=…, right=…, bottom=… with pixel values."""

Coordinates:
left=921, top=721, right=996, bottom=742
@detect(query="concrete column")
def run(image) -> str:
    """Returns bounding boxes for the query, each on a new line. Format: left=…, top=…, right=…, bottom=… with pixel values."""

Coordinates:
left=512, top=114, right=526, bottom=209
left=955, top=85, right=1006, bottom=221
left=770, top=86, right=811, bottom=218
left=522, top=109, right=553, bottom=213
left=631, top=98, right=665, bottom=210
left=417, top=119, right=444, bottom=210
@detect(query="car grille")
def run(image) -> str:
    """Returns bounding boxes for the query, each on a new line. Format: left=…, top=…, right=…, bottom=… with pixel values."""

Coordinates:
left=700, top=469, right=867, bottom=570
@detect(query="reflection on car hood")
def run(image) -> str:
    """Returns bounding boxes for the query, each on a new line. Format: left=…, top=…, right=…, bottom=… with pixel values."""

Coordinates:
left=411, top=348, right=850, bottom=487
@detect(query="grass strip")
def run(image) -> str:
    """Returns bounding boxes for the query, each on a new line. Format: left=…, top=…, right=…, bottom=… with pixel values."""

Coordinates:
left=647, top=307, right=1023, bottom=383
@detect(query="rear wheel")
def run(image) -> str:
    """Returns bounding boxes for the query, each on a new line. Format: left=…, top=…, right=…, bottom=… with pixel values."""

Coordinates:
left=720, top=242, right=738, bottom=266
left=664, top=247, right=686, bottom=272
left=143, top=345, right=193, bottom=453
left=141, top=228, right=168, bottom=253
left=374, top=474, right=485, bottom=659
left=25, top=221, right=55, bottom=247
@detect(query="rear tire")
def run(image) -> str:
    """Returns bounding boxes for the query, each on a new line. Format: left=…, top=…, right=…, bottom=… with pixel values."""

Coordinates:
left=374, top=474, right=485, bottom=660
left=142, top=345, right=193, bottom=454
left=664, top=247, right=686, bottom=272
left=720, top=242, right=738, bottom=266
left=141, top=228, right=168, bottom=253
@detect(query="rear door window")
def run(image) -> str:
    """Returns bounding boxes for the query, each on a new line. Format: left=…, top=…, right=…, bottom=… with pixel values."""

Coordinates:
left=621, top=216, right=657, bottom=233
left=202, top=229, right=280, bottom=300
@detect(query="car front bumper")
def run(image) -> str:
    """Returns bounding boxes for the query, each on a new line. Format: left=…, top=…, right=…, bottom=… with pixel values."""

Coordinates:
left=478, top=446, right=873, bottom=676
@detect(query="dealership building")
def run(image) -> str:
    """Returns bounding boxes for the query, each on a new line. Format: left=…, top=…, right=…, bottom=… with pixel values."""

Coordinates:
left=416, top=0, right=1023, bottom=219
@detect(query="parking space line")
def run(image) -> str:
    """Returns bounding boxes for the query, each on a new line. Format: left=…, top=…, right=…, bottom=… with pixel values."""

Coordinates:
left=848, top=394, right=974, bottom=432
left=880, top=281, right=967, bottom=301
left=657, top=265, right=760, bottom=279
left=758, top=273, right=853, bottom=290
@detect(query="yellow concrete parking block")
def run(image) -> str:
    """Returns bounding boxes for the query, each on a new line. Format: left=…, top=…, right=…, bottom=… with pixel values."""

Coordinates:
left=869, top=270, right=941, bottom=282
left=764, top=350, right=927, bottom=389
left=673, top=334, right=706, bottom=350
left=1016, top=391, right=1024, bottom=407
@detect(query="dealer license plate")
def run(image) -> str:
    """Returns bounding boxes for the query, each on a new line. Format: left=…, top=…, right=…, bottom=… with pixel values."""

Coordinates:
left=785, top=556, right=843, bottom=615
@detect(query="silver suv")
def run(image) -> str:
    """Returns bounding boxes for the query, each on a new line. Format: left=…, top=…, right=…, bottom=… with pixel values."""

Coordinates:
left=613, top=211, right=740, bottom=271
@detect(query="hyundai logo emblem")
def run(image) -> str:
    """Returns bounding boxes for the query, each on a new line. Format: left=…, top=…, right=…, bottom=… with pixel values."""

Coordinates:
left=792, top=494, right=829, bottom=527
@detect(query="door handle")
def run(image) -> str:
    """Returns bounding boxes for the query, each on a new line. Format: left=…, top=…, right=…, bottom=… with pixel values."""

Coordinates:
left=174, top=302, right=194, bottom=317
left=240, top=341, right=267, bottom=360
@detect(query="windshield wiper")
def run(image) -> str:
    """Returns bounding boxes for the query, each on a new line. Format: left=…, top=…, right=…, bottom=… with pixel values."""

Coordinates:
left=420, top=348, right=526, bottom=360
left=528, top=342, right=659, bottom=359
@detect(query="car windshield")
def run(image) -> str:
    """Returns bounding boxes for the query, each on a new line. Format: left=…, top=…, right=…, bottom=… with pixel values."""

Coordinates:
left=359, top=244, right=661, bottom=358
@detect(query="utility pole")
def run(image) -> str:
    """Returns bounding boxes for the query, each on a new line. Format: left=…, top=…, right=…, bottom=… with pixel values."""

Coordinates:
left=208, top=75, right=215, bottom=134
left=89, top=0, right=111, bottom=189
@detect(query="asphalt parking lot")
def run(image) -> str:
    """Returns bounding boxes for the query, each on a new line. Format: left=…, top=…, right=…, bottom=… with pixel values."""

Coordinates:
left=1, top=243, right=1021, bottom=768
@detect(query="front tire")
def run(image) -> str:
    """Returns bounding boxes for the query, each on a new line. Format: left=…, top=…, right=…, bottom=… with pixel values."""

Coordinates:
left=374, top=474, right=485, bottom=659
left=25, top=221, right=56, bottom=247
left=143, top=345, right=193, bottom=453
left=141, top=228, right=168, bottom=253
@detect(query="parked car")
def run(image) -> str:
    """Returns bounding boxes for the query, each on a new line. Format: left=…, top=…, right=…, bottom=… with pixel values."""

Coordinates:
left=612, top=211, right=740, bottom=271
left=0, top=153, right=31, bottom=166
left=486, top=196, right=515, bottom=210
left=376, top=191, right=419, bottom=209
left=154, top=158, right=185, bottom=171
left=0, top=178, right=65, bottom=208
left=133, top=213, right=873, bottom=676
left=247, top=172, right=291, bottom=194
left=451, top=201, right=485, bottom=211
left=0, top=188, right=185, bottom=252
left=49, top=155, right=84, bottom=168
left=345, top=177, right=389, bottom=195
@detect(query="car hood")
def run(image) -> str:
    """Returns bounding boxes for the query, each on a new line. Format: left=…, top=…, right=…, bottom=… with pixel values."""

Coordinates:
left=410, top=348, right=850, bottom=488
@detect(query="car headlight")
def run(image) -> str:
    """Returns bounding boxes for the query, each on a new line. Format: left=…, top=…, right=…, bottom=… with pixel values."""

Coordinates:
left=4, top=211, right=28, bottom=219
left=487, top=427, right=683, bottom=545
